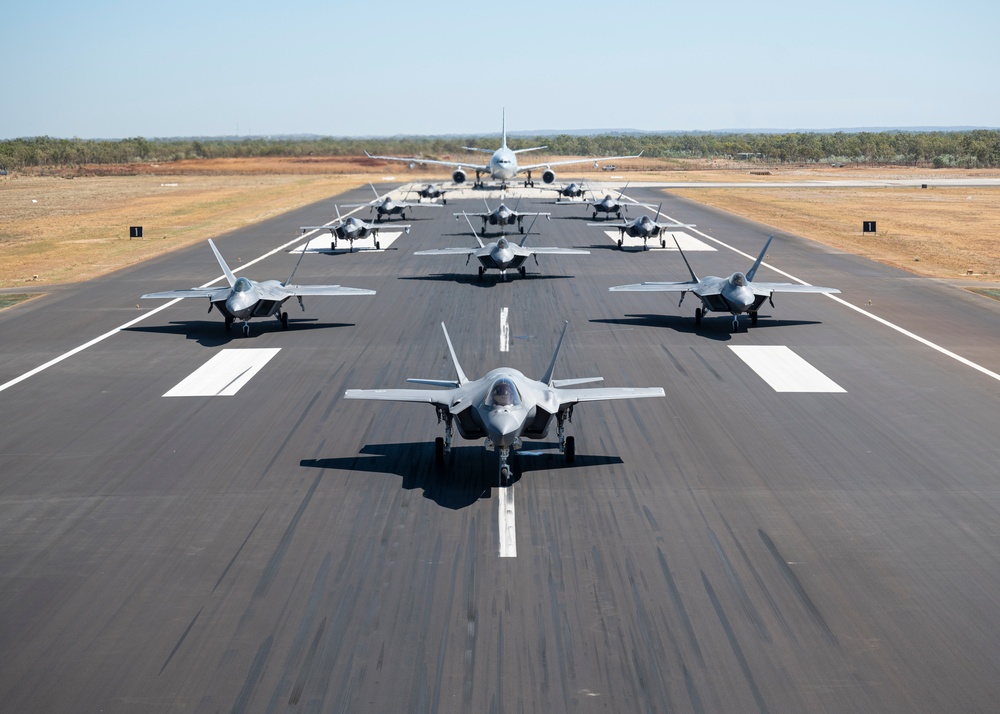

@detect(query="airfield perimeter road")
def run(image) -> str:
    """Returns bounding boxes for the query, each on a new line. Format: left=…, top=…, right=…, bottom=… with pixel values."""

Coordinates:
left=2, top=182, right=1000, bottom=713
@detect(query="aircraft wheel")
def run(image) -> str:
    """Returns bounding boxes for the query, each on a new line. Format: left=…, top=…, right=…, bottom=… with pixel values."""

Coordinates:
left=401, top=213, right=406, bottom=220
left=519, top=225, right=524, bottom=234
left=478, top=266, right=484, bottom=279
left=280, top=312, right=289, bottom=329
left=750, top=311, right=758, bottom=326
left=593, top=212, right=597, bottom=220
left=618, top=238, right=623, bottom=248
left=695, top=307, right=703, bottom=326
left=224, top=316, right=233, bottom=332
left=617, top=211, right=622, bottom=220
left=375, top=240, right=381, bottom=250
left=442, top=199, right=447, bottom=205
left=661, top=238, right=666, bottom=249
left=519, top=266, right=526, bottom=277
left=434, top=437, right=445, bottom=465
left=565, top=436, right=575, bottom=463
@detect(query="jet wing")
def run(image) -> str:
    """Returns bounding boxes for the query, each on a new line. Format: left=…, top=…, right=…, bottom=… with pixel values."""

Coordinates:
left=281, top=285, right=377, bottom=297
left=414, top=247, right=479, bottom=256
left=554, top=386, right=665, bottom=407
left=526, top=247, right=591, bottom=255
left=750, top=282, right=841, bottom=295
left=366, top=151, right=489, bottom=173
left=519, top=153, right=643, bottom=173
left=343, top=388, right=456, bottom=409
left=141, top=287, right=224, bottom=299
left=608, top=281, right=699, bottom=292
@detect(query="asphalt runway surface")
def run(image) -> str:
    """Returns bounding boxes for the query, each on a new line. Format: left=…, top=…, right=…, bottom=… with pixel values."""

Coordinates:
left=2, top=181, right=1000, bottom=712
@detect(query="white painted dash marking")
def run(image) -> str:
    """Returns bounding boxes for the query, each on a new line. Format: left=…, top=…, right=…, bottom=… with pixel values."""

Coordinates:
left=164, top=348, right=280, bottom=397
left=498, top=485, right=517, bottom=557
left=729, top=346, right=845, bottom=393
left=499, top=307, right=510, bottom=353
left=601, top=230, right=715, bottom=251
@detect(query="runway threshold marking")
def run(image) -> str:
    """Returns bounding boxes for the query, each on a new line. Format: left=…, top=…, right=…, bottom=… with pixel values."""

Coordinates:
left=500, top=307, right=510, bottom=352
left=163, top=349, right=281, bottom=397
left=601, top=230, right=715, bottom=252
left=498, top=484, right=516, bottom=557
left=729, top=346, right=845, bottom=393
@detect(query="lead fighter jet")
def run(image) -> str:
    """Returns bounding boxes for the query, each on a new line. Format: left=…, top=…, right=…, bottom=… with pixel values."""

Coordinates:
left=609, top=235, right=840, bottom=331
left=344, top=321, right=664, bottom=482
left=141, top=239, right=375, bottom=335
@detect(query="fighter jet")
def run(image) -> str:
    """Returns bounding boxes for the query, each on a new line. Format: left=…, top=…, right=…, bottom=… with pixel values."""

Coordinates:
left=582, top=183, right=654, bottom=220
left=609, top=234, right=841, bottom=331
left=140, top=239, right=375, bottom=335
left=541, top=182, right=587, bottom=201
left=365, top=110, right=641, bottom=189
left=591, top=202, right=693, bottom=250
left=414, top=183, right=448, bottom=203
left=416, top=213, right=588, bottom=280
left=300, top=205, right=410, bottom=252
left=455, top=198, right=550, bottom=235
left=344, top=182, right=442, bottom=222
left=344, top=321, right=664, bottom=482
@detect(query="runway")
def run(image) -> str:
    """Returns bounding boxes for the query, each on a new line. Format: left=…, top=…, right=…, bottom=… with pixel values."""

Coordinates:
left=2, top=180, right=1000, bottom=712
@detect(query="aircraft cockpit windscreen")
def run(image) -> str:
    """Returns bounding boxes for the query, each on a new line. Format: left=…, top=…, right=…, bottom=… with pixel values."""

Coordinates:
left=234, top=277, right=253, bottom=292
left=497, top=238, right=509, bottom=250
left=732, top=272, right=746, bottom=287
left=485, top=377, right=521, bottom=408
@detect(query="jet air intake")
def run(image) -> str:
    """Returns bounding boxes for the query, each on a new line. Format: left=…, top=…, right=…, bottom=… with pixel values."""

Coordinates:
left=452, top=169, right=467, bottom=184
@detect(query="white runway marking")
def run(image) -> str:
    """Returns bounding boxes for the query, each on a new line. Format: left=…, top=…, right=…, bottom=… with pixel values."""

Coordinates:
left=498, top=485, right=517, bottom=557
left=499, top=307, right=510, bottom=352
left=293, top=231, right=405, bottom=254
left=601, top=230, right=715, bottom=252
left=163, top=349, right=280, bottom=397
left=729, top=346, right=845, bottom=393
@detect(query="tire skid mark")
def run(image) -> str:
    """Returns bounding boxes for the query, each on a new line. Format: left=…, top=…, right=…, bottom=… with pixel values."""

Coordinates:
left=702, top=572, right=772, bottom=714
left=253, top=471, right=323, bottom=599
left=707, top=526, right=772, bottom=643
left=759, top=529, right=839, bottom=646
left=214, top=509, right=268, bottom=593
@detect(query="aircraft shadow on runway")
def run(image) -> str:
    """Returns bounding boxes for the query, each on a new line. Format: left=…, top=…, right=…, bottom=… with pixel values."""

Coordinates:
left=591, top=314, right=822, bottom=341
left=301, top=442, right=622, bottom=510
left=125, top=320, right=355, bottom=347
left=399, top=274, right=575, bottom=287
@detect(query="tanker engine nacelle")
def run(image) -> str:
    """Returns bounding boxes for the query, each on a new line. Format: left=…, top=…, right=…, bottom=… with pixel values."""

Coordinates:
left=541, top=169, right=556, bottom=184
left=452, top=168, right=467, bottom=184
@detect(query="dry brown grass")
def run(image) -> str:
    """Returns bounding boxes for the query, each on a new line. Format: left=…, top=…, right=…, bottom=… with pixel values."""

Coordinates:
left=2, top=156, right=998, bottom=289
left=667, top=185, right=1000, bottom=280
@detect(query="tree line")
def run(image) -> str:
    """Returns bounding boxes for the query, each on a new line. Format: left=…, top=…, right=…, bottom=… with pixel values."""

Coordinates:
left=3, top=130, right=999, bottom=170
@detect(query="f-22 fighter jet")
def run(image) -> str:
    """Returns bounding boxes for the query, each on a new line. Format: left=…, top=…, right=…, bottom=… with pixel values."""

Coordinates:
left=609, top=235, right=840, bottom=331
left=141, top=239, right=375, bottom=335
left=344, top=321, right=664, bottom=482
left=416, top=213, right=588, bottom=280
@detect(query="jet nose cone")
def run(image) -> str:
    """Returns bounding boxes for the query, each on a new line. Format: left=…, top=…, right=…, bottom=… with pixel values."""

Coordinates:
left=226, top=292, right=254, bottom=318
left=487, top=410, right=522, bottom=446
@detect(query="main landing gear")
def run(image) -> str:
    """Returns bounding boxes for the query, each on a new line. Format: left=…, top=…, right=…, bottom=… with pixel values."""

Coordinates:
left=434, top=408, right=454, bottom=466
left=557, top=408, right=576, bottom=464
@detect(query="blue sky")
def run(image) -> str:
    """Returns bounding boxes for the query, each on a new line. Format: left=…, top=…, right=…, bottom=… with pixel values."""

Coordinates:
left=3, top=0, right=997, bottom=139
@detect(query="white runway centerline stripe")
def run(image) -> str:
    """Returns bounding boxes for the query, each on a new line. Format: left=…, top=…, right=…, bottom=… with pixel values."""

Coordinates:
left=499, top=307, right=510, bottom=352
left=498, top=485, right=517, bottom=557
left=729, top=346, right=845, bottom=393
left=164, top=348, right=281, bottom=397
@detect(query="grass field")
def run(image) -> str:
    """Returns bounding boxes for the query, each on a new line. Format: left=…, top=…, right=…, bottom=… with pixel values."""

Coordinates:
left=2, top=156, right=999, bottom=291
